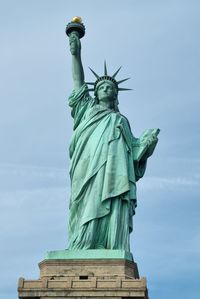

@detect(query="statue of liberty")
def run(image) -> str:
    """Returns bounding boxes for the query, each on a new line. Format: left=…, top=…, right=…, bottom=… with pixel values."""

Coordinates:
left=66, top=18, right=159, bottom=252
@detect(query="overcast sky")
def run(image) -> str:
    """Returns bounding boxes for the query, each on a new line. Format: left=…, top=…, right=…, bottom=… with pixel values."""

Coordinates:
left=0, top=1, right=200, bottom=298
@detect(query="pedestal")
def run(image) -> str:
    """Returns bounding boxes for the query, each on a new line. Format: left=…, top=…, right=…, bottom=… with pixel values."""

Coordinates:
left=18, top=250, right=149, bottom=299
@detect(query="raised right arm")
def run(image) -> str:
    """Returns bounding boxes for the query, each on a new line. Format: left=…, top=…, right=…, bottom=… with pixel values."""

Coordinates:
left=69, top=32, right=85, bottom=91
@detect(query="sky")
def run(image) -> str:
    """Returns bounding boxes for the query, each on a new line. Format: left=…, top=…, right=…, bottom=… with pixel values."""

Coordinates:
left=0, top=0, right=200, bottom=298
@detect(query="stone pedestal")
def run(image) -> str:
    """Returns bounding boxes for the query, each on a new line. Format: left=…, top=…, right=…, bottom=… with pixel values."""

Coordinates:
left=18, top=250, right=149, bottom=299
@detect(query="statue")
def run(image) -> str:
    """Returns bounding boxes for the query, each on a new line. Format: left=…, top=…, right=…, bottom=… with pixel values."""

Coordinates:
left=66, top=17, right=160, bottom=252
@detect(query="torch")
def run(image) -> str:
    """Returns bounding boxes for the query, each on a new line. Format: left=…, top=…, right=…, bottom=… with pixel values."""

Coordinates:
left=66, top=16, right=85, bottom=38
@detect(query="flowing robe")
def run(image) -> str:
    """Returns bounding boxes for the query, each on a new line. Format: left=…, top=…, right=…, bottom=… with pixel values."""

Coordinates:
left=68, top=84, right=147, bottom=251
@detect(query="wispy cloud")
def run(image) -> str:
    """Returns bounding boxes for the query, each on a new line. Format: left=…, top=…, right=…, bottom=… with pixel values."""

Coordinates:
left=139, top=174, right=200, bottom=191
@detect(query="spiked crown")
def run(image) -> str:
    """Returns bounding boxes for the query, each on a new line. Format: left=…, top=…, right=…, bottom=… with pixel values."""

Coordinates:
left=86, top=62, right=131, bottom=93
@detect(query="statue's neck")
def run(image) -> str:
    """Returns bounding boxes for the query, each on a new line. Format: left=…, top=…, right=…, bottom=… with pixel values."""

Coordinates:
left=99, top=99, right=114, bottom=110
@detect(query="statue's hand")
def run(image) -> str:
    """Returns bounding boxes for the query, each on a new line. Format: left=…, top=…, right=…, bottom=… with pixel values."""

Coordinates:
left=139, top=133, right=158, bottom=161
left=69, top=31, right=81, bottom=56
left=147, top=133, right=158, bottom=146
left=144, top=133, right=158, bottom=158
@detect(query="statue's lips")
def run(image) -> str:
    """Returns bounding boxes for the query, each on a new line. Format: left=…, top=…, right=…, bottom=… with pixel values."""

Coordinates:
left=101, top=91, right=110, bottom=95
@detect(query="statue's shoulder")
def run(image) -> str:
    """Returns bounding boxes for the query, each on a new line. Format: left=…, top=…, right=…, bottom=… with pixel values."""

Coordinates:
left=118, top=113, right=131, bottom=126
left=69, top=83, right=94, bottom=107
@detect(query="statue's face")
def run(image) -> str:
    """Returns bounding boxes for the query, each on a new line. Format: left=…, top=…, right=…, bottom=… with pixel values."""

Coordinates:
left=96, top=81, right=117, bottom=102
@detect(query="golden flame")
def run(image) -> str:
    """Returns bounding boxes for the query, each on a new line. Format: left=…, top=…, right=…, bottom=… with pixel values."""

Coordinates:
left=71, top=16, right=82, bottom=23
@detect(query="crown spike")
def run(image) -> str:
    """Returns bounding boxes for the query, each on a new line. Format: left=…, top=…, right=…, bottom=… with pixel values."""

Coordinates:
left=89, top=67, right=100, bottom=79
left=117, top=78, right=130, bottom=85
left=104, top=61, right=108, bottom=75
left=112, top=66, right=122, bottom=78
left=118, top=88, right=132, bottom=91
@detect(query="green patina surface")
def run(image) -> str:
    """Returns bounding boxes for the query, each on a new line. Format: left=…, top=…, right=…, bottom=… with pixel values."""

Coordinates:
left=65, top=19, right=160, bottom=252
left=45, top=250, right=133, bottom=261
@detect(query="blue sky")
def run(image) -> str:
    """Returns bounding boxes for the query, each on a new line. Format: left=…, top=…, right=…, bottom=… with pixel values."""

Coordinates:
left=0, top=1, right=200, bottom=298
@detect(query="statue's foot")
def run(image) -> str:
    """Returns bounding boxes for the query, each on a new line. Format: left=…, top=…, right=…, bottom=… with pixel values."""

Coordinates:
left=95, top=244, right=105, bottom=249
